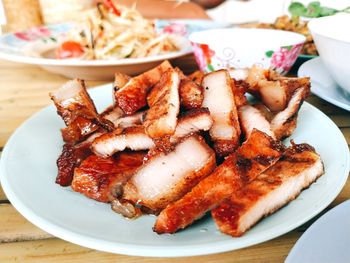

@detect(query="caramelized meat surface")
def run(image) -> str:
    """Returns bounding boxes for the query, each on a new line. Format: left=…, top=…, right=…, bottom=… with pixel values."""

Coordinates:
left=115, top=61, right=172, bottom=115
left=71, top=152, right=145, bottom=202
left=154, top=130, right=284, bottom=234
left=212, top=143, right=324, bottom=237
left=179, top=79, right=204, bottom=110
left=122, top=135, right=216, bottom=214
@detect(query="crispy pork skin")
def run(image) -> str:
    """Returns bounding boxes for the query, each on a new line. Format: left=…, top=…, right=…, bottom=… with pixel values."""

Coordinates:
left=115, top=61, right=173, bottom=115
left=56, top=132, right=103, bottom=186
left=238, top=105, right=275, bottom=139
left=50, top=79, right=112, bottom=143
left=71, top=152, right=145, bottom=203
left=92, top=126, right=155, bottom=158
left=202, top=70, right=241, bottom=157
left=122, top=135, right=216, bottom=213
left=271, top=87, right=308, bottom=140
left=113, top=72, right=131, bottom=91
left=154, top=130, right=284, bottom=234
left=144, top=69, right=180, bottom=138
left=212, top=143, right=324, bottom=237
left=179, top=79, right=204, bottom=110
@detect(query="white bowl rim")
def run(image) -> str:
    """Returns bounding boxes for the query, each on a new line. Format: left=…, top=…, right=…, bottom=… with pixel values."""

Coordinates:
left=188, top=28, right=306, bottom=46
left=308, top=13, right=350, bottom=45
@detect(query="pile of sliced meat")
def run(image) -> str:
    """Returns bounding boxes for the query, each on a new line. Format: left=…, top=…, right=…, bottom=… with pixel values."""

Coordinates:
left=50, top=61, right=324, bottom=237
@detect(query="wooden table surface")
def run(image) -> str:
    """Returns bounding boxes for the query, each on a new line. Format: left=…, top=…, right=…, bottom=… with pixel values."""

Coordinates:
left=0, top=58, right=349, bottom=263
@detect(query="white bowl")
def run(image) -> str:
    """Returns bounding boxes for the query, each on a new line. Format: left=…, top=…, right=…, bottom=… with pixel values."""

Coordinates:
left=308, top=13, right=350, bottom=94
left=189, top=28, right=305, bottom=75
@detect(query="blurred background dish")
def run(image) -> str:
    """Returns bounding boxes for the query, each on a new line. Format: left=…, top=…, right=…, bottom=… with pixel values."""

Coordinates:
left=298, top=57, right=350, bottom=111
left=189, top=28, right=305, bottom=74
left=308, top=13, right=350, bottom=94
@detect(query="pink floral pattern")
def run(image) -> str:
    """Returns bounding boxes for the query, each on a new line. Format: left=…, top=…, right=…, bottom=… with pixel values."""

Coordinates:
left=191, top=43, right=215, bottom=72
left=14, top=27, right=51, bottom=41
left=162, top=23, right=187, bottom=36
left=270, top=43, right=303, bottom=74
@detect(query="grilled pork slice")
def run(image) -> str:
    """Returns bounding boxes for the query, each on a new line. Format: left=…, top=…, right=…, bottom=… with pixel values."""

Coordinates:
left=101, top=106, right=124, bottom=126
left=188, top=70, right=204, bottom=85
left=92, top=108, right=213, bottom=157
left=112, top=111, right=146, bottom=129
left=144, top=69, right=180, bottom=138
left=172, top=108, right=213, bottom=141
left=115, top=61, right=173, bottom=115
left=92, top=126, right=155, bottom=157
left=238, top=105, right=275, bottom=139
left=50, top=79, right=104, bottom=143
left=202, top=70, right=241, bottom=157
left=154, top=130, right=284, bottom=234
left=56, top=132, right=103, bottom=186
left=71, top=152, right=145, bottom=203
left=212, top=143, right=324, bottom=237
left=122, top=135, right=216, bottom=214
left=271, top=87, right=308, bottom=140
left=231, top=79, right=249, bottom=108
left=179, top=79, right=204, bottom=110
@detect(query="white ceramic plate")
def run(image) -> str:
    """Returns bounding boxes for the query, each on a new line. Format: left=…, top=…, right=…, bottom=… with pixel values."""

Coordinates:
left=286, top=200, right=350, bottom=263
left=298, top=57, right=350, bottom=111
left=0, top=84, right=349, bottom=257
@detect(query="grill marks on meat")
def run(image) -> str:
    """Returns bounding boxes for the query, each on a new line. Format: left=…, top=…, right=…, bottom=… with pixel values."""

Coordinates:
left=115, top=60, right=173, bottom=115
left=50, top=79, right=111, bottom=144
left=202, top=70, right=241, bottom=157
left=212, top=143, right=324, bottom=237
left=239, top=105, right=275, bottom=139
left=92, top=126, right=155, bottom=157
left=71, top=152, right=145, bottom=203
left=154, top=130, right=284, bottom=234
left=122, top=135, right=216, bottom=214
left=144, top=69, right=180, bottom=138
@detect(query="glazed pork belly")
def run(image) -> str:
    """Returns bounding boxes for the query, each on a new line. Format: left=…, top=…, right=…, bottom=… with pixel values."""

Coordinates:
left=122, top=135, right=216, bottom=214
left=179, top=79, right=204, bottom=110
left=50, top=79, right=112, bottom=144
left=154, top=130, right=284, bottom=234
left=55, top=131, right=104, bottom=186
left=113, top=72, right=131, bottom=91
left=92, top=126, right=155, bottom=157
left=143, top=69, right=180, bottom=138
left=271, top=87, right=308, bottom=140
left=71, top=152, right=145, bottom=203
left=239, top=105, right=275, bottom=139
left=101, top=106, right=125, bottom=126
left=92, top=108, right=213, bottom=157
left=115, top=60, right=172, bottom=115
left=111, top=111, right=146, bottom=129
left=212, top=143, right=324, bottom=237
left=202, top=70, right=241, bottom=157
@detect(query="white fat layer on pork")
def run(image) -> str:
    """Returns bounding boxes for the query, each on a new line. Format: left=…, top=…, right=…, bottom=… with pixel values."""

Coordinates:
left=229, top=68, right=249, bottom=80
left=51, top=79, right=84, bottom=106
left=131, top=136, right=212, bottom=199
left=112, top=111, right=145, bottom=128
left=165, top=71, right=180, bottom=130
left=202, top=71, right=236, bottom=140
left=92, top=132, right=155, bottom=157
left=103, top=107, right=124, bottom=124
left=173, top=113, right=213, bottom=139
left=238, top=158, right=323, bottom=233
left=239, top=105, right=275, bottom=139
left=270, top=88, right=304, bottom=131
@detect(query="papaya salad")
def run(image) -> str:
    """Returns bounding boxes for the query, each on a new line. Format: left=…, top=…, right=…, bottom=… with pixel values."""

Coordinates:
left=55, top=0, right=184, bottom=60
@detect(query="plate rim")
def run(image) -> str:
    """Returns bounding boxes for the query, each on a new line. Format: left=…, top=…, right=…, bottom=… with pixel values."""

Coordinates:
left=298, top=57, right=350, bottom=111
left=0, top=84, right=349, bottom=257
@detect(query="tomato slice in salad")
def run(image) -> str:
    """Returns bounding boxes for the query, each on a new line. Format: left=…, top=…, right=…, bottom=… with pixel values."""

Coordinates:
left=55, top=41, right=85, bottom=59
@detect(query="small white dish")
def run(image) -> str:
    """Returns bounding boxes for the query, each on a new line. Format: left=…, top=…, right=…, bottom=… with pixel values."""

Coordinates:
left=0, top=84, right=349, bottom=257
left=285, top=200, right=350, bottom=263
left=308, top=13, right=350, bottom=93
left=298, top=57, right=350, bottom=111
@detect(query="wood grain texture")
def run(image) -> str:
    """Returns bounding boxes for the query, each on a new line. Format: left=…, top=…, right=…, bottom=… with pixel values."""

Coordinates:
left=0, top=58, right=349, bottom=262
left=0, top=231, right=300, bottom=263
left=0, top=204, right=52, bottom=242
